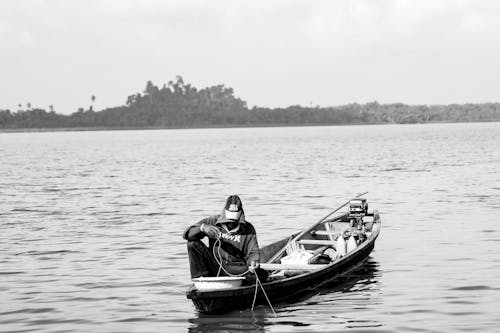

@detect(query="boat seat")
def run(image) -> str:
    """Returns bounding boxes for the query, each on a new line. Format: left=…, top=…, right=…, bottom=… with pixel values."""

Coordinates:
left=310, top=230, right=338, bottom=236
left=297, top=239, right=336, bottom=246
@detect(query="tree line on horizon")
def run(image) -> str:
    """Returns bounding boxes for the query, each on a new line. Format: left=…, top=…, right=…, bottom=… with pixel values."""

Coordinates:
left=1, top=76, right=500, bottom=129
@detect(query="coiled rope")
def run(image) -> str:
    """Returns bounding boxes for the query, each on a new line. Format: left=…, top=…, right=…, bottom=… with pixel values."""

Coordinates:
left=211, top=229, right=277, bottom=317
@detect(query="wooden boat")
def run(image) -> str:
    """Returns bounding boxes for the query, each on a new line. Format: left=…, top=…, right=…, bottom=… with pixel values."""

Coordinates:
left=186, top=195, right=381, bottom=314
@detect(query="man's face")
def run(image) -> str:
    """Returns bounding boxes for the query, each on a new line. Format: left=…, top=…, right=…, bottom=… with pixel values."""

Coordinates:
left=226, top=221, right=237, bottom=230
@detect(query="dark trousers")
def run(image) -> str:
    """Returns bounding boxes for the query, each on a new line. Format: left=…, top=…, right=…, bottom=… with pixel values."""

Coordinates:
left=187, top=240, right=223, bottom=278
left=187, top=240, right=268, bottom=283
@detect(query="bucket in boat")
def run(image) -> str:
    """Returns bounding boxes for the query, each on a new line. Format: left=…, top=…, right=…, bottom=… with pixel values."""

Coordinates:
left=192, top=276, right=246, bottom=291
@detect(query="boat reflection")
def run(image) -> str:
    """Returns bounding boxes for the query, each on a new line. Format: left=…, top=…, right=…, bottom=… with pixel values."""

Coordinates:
left=187, top=310, right=267, bottom=333
left=187, top=258, right=381, bottom=332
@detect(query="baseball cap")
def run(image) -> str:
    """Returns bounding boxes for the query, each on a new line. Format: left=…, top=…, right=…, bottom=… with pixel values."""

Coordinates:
left=224, top=195, right=243, bottom=220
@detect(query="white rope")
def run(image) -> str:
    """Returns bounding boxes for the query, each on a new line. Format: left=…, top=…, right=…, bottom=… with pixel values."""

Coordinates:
left=254, top=270, right=277, bottom=317
left=211, top=227, right=277, bottom=317
left=212, top=236, right=249, bottom=277
left=251, top=277, right=259, bottom=310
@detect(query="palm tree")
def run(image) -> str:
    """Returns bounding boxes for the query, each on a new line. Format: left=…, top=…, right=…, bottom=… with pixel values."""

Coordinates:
left=90, top=95, right=96, bottom=111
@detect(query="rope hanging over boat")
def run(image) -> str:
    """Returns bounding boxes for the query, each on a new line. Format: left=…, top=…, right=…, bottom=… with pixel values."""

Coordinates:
left=212, top=236, right=249, bottom=277
left=212, top=231, right=277, bottom=317
left=252, top=271, right=277, bottom=317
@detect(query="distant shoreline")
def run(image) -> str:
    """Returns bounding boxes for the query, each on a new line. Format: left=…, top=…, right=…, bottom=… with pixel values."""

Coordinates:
left=1, top=119, right=498, bottom=134
left=3, top=78, right=500, bottom=132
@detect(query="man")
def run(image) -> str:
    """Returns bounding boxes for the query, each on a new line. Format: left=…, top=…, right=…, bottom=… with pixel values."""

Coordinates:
left=183, top=195, right=267, bottom=282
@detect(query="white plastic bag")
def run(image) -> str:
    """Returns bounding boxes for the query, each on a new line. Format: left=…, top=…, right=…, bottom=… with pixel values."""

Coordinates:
left=280, top=248, right=314, bottom=264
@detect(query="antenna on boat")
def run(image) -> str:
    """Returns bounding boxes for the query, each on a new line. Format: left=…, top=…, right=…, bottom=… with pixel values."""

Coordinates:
left=319, top=191, right=368, bottom=222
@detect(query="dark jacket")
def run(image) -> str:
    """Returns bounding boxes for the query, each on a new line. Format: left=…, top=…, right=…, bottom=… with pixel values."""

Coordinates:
left=183, top=210, right=260, bottom=267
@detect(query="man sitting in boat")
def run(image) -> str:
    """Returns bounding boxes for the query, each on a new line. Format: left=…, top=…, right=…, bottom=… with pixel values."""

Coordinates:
left=183, top=194, right=267, bottom=282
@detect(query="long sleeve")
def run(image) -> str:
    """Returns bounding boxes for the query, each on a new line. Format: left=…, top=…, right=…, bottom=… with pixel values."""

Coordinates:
left=244, top=223, right=260, bottom=265
left=182, top=215, right=219, bottom=241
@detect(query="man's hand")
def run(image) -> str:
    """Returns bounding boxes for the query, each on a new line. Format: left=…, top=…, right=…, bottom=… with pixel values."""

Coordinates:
left=249, top=260, right=260, bottom=273
left=200, top=224, right=221, bottom=239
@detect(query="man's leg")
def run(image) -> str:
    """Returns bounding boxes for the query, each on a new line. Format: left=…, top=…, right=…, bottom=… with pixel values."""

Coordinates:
left=187, top=240, right=220, bottom=278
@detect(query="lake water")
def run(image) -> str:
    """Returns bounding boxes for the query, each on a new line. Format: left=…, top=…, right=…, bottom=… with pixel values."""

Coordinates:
left=1, top=123, right=499, bottom=332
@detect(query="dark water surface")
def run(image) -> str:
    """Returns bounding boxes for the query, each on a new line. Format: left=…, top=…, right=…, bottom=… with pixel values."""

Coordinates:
left=1, top=123, right=499, bottom=332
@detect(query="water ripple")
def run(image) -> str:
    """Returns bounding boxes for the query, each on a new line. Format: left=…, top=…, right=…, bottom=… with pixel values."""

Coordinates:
left=1, top=123, right=500, bottom=332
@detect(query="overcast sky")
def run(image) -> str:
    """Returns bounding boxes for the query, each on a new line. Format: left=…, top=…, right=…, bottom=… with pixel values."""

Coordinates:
left=1, top=0, right=499, bottom=114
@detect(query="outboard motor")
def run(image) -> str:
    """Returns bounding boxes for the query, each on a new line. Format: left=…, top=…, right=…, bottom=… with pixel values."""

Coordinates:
left=348, top=198, right=368, bottom=218
left=348, top=198, right=368, bottom=231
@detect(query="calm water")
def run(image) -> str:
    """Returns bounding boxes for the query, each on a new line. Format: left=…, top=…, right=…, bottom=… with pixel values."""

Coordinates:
left=1, top=123, right=499, bottom=332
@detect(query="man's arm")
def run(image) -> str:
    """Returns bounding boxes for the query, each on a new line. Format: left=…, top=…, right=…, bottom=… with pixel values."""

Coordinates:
left=182, top=215, right=219, bottom=241
left=244, top=224, right=260, bottom=267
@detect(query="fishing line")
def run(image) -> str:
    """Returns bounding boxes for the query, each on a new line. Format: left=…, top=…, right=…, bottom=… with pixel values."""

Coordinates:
left=255, top=272, right=277, bottom=317
left=212, top=231, right=249, bottom=277
left=211, top=226, right=277, bottom=317
left=251, top=279, right=259, bottom=310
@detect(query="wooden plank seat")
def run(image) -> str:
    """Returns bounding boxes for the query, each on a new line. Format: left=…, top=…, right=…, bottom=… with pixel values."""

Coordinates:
left=310, top=230, right=338, bottom=236
left=297, top=239, right=336, bottom=246
left=260, top=263, right=327, bottom=271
